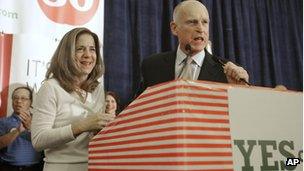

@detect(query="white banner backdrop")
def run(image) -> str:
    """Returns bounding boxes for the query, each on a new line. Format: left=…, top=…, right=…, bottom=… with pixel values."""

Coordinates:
left=9, top=34, right=58, bottom=91
left=0, top=0, right=104, bottom=116
left=0, top=0, right=104, bottom=38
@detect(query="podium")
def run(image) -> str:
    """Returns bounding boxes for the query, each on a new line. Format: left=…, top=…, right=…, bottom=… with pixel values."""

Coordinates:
left=88, top=80, right=302, bottom=171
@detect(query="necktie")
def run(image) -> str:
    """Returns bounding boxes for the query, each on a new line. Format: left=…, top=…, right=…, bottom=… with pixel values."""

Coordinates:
left=179, top=57, right=194, bottom=80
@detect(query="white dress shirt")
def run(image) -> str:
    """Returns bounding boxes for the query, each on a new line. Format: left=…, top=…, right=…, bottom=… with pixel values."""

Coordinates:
left=175, top=45, right=206, bottom=80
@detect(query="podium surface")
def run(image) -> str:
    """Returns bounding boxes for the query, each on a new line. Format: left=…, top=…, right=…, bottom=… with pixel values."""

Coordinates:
left=89, top=80, right=302, bottom=171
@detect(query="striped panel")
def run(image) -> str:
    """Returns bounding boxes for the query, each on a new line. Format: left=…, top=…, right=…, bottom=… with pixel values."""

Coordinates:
left=89, top=80, right=233, bottom=171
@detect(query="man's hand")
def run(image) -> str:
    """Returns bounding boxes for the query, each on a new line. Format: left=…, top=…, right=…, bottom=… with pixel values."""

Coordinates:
left=274, top=85, right=288, bottom=91
left=17, top=123, right=26, bottom=133
left=223, top=62, right=249, bottom=85
left=19, top=110, right=32, bottom=130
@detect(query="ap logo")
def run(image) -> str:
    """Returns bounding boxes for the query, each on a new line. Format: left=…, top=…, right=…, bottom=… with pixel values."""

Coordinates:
left=286, top=158, right=301, bottom=166
left=38, top=0, right=99, bottom=25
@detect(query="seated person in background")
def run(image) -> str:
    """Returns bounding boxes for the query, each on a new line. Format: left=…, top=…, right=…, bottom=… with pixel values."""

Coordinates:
left=105, top=91, right=120, bottom=116
left=0, top=86, right=43, bottom=171
left=141, top=0, right=249, bottom=89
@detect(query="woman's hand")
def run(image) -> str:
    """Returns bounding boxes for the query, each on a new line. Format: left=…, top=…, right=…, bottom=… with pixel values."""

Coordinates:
left=71, top=112, right=116, bottom=136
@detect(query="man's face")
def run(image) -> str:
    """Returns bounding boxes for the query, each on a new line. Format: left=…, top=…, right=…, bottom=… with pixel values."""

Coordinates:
left=12, top=88, right=31, bottom=114
left=171, top=2, right=210, bottom=55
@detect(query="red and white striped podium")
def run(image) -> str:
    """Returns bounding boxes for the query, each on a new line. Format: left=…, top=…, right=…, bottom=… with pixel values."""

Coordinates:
left=89, top=80, right=234, bottom=171
left=88, top=80, right=302, bottom=171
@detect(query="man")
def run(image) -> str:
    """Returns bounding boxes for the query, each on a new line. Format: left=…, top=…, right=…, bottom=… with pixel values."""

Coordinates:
left=0, top=86, right=43, bottom=171
left=141, top=0, right=249, bottom=88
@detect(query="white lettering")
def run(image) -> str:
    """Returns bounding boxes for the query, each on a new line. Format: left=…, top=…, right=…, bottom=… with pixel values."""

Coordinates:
left=70, top=0, right=94, bottom=11
left=42, top=0, right=66, bottom=7
left=0, top=9, right=18, bottom=19
left=286, top=159, right=293, bottom=165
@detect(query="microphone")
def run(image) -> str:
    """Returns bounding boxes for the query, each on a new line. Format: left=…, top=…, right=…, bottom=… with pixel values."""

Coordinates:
left=213, top=57, right=250, bottom=85
left=185, top=44, right=250, bottom=85
left=185, top=44, right=192, bottom=56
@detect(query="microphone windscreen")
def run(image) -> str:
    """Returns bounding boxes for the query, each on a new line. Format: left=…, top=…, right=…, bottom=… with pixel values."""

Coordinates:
left=185, top=44, right=192, bottom=55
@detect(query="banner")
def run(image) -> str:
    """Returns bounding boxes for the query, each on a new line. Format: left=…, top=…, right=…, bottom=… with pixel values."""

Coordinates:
left=229, top=88, right=302, bottom=171
left=0, top=0, right=104, bottom=116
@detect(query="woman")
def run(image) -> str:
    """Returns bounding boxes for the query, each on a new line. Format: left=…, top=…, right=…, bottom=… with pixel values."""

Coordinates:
left=31, top=27, right=115, bottom=171
left=105, top=91, right=120, bottom=116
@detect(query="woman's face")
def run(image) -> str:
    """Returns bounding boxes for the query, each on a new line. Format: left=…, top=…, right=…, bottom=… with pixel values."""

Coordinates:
left=105, top=95, right=117, bottom=114
left=74, top=33, right=97, bottom=78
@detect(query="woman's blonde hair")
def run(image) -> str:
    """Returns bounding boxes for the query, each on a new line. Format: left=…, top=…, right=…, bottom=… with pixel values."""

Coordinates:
left=46, top=27, right=104, bottom=93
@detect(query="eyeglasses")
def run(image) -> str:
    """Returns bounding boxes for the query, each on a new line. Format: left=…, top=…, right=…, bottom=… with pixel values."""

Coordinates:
left=13, top=96, right=30, bottom=102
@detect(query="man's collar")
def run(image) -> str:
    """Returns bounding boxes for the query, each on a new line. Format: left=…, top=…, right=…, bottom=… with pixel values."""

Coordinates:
left=176, top=45, right=205, bottom=66
left=176, top=45, right=187, bottom=65
left=11, top=112, right=21, bottom=121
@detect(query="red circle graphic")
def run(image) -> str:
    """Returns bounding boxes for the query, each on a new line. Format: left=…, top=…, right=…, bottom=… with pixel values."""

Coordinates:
left=38, top=0, right=99, bottom=25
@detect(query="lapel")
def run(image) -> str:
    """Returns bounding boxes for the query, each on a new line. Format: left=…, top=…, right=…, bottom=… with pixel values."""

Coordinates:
left=198, top=50, right=225, bottom=81
left=162, top=51, right=177, bottom=81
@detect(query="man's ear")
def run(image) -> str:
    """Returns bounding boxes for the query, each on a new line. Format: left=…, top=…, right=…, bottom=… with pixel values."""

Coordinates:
left=170, top=21, right=178, bottom=36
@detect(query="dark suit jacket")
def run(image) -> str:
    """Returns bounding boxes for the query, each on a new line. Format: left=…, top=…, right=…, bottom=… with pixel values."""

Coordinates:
left=141, top=49, right=228, bottom=89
